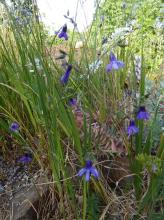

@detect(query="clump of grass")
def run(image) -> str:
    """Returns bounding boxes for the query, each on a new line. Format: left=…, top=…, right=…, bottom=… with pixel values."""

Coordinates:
left=0, top=0, right=163, bottom=219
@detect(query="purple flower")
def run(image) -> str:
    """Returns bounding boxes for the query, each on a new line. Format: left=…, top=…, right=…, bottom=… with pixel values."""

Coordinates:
left=61, top=65, right=72, bottom=84
left=17, top=154, right=32, bottom=164
left=69, top=98, right=77, bottom=106
left=78, top=160, right=99, bottom=182
left=106, top=52, right=125, bottom=73
left=10, top=122, right=19, bottom=132
left=56, top=24, right=68, bottom=40
left=137, top=106, right=150, bottom=120
left=127, top=120, right=139, bottom=137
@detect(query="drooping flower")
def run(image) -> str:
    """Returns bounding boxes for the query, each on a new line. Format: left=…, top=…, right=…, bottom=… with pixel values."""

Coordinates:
left=69, top=98, right=77, bottom=106
left=17, top=153, right=32, bottom=164
left=78, top=160, right=99, bottom=182
left=127, top=120, right=139, bottom=137
left=10, top=122, right=19, bottom=132
left=60, top=65, right=72, bottom=84
left=56, top=24, right=68, bottom=40
left=106, top=52, right=125, bottom=73
left=137, top=106, right=150, bottom=120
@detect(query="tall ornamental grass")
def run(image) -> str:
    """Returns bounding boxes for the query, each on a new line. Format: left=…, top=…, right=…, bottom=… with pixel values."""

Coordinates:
left=0, top=0, right=163, bottom=219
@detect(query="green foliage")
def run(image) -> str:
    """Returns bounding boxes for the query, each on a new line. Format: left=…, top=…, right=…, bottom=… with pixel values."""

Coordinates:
left=87, top=193, right=100, bottom=220
left=10, top=0, right=34, bottom=11
left=137, top=153, right=162, bottom=175
left=0, top=0, right=163, bottom=219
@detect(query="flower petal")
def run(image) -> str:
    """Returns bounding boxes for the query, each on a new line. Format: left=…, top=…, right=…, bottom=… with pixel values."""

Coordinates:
left=85, top=170, right=90, bottom=181
left=110, top=52, right=116, bottom=62
left=55, top=30, right=59, bottom=35
left=86, top=160, right=93, bottom=169
left=63, top=32, right=68, bottom=40
left=18, top=155, right=32, bottom=163
left=127, top=126, right=139, bottom=136
left=60, top=65, right=72, bottom=84
left=137, top=111, right=150, bottom=120
left=112, top=61, right=124, bottom=70
left=78, top=168, right=86, bottom=177
left=116, top=61, right=125, bottom=69
left=10, top=122, right=19, bottom=132
left=106, top=63, right=113, bottom=73
left=90, top=167, right=99, bottom=178
left=127, top=128, right=132, bottom=136
left=59, top=32, right=68, bottom=40
left=69, top=98, right=77, bottom=106
left=133, top=126, right=139, bottom=133
left=145, top=112, right=150, bottom=120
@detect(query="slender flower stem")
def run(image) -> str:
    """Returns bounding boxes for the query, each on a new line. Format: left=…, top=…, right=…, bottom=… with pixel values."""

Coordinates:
left=82, top=180, right=87, bottom=220
left=130, top=135, right=133, bottom=151
left=137, top=120, right=144, bottom=154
